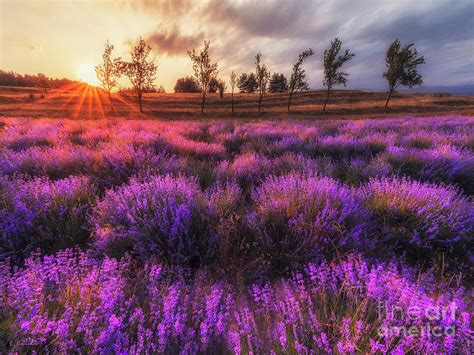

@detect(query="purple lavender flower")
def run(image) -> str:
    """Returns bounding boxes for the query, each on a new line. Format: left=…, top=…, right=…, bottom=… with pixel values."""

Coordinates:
left=363, top=177, right=473, bottom=263
left=0, top=176, right=95, bottom=256
left=92, top=175, right=215, bottom=264
left=249, top=173, right=369, bottom=269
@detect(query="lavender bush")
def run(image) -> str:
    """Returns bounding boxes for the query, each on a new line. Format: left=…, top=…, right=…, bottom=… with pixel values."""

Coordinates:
left=0, top=250, right=470, bottom=353
left=363, top=177, right=473, bottom=265
left=249, top=174, right=369, bottom=271
left=0, top=115, right=472, bottom=353
left=92, top=175, right=216, bottom=265
left=0, top=176, right=95, bottom=257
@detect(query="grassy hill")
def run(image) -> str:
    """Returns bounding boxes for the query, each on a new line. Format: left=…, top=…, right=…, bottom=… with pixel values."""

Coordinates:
left=0, top=84, right=473, bottom=120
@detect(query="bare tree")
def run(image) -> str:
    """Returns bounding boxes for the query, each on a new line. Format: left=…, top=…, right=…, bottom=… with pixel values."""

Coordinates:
left=188, top=40, right=218, bottom=114
left=288, top=48, right=314, bottom=111
left=120, top=38, right=157, bottom=113
left=323, top=38, right=354, bottom=112
left=255, top=52, right=270, bottom=113
left=95, top=40, right=121, bottom=111
left=384, top=39, right=425, bottom=109
left=230, top=71, right=237, bottom=114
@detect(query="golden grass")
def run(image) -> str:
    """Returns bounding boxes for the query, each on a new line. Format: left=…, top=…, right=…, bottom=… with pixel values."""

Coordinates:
left=0, top=84, right=473, bottom=120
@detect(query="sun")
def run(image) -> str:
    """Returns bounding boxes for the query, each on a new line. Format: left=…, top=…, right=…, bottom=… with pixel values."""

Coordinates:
left=77, top=63, right=99, bottom=86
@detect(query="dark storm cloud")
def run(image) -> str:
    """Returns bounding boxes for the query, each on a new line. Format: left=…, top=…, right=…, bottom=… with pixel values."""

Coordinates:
left=132, top=0, right=474, bottom=88
left=145, top=26, right=204, bottom=56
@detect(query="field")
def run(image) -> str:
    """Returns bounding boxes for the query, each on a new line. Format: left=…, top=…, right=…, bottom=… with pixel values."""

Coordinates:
left=1, top=84, right=474, bottom=120
left=0, top=90, right=473, bottom=353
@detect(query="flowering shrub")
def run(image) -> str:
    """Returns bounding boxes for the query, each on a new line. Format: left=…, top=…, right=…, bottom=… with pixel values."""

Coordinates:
left=164, top=133, right=226, bottom=159
left=0, top=116, right=472, bottom=353
left=310, top=135, right=370, bottom=158
left=0, top=251, right=470, bottom=353
left=249, top=174, right=369, bottom=270
left=271, top=152, right=322, bottom=176
left=0, top=145, right=94, bottom=177
left=92, top=175, right=215, bottom=265
left=363, top=177, right=473, bottom=264
left=215, top=153, right=271, bottom=190
left=0, top=176, right=95, bottom=257
left=203, top=182, right=249, bottom=272
left=382, top=145, right=474, bottom=194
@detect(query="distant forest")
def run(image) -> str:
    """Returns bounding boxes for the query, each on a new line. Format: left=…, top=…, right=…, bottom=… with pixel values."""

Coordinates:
left=0, top=69, right=77, bottom=90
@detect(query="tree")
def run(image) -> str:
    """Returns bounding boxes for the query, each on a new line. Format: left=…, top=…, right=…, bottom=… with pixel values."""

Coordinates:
left=288, top=48, right=314, bottom=111
left=237, top=73, right=258, bottom=93
left=384, top=39, right=425, bottom=109
left=208, top=77, right=219, bottom=93
left=188, top=40, right=218, bottom=114
left=95, top=40, right=121, bottom=111
left=230, top=71, right=237, bottom=114
left=255, top=52, right=270, bottom=113
left=268, top=73, right=288, bottom=93
left=207, top=78, right=226, bottom=97
left=247, top=73, right=257, bottom=93
left=217, top=79, right=226, bottom=99
left=237, top=73, right=248, bottom=92
left=174, top=76, right=201, bottom=93
left=323, top=38, right=354, bottom=111
left=120, top=37, right=157, bottom=113
left=36, top=73, right=49, bottom=94
left=0, top=70, right=76, bottom=88
left=157, top=85, right=166, bottom=93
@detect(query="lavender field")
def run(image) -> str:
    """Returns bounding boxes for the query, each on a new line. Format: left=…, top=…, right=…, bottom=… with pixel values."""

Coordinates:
left=0, top=115, right=472, bottom=353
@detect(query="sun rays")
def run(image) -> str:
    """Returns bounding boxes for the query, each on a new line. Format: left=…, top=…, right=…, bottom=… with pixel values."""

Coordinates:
left=16, top=79, right=139, bottom=119
left=33, top=82, right=139, bottom=119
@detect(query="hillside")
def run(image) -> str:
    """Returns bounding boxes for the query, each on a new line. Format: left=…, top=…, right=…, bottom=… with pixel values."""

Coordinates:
left=0, top=84, right=473, bottom=120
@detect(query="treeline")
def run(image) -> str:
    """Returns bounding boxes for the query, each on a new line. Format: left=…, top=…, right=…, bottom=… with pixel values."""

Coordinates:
left=93, top=36, right=425, bottom=114
left=0, top=70, right=76, bottom=91
left=175, top=70, right=288, bottom=94
left=171, top=38, right=424, bottom=113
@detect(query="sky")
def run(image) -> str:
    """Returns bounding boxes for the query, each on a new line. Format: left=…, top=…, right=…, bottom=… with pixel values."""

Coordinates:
left=1, top=0, right=473, bottom=92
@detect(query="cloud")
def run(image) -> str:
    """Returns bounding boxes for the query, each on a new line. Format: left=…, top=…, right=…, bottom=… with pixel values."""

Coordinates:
left=203, top=0, right=319, bottom=38
left=124, top=0, right=196, bottom=18
left=145, top=26, right=205, bottom=56
left=129, top=0, right=474, bottom=87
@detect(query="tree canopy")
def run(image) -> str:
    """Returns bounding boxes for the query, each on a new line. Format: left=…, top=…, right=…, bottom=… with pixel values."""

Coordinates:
left=383, top=39, right=425, bottom=108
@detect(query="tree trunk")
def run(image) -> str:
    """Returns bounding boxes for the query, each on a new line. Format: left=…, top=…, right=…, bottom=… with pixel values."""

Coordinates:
left=385, top=88, right=393, bottom=109
left=201, top=90, right=205, bottom=114
left=138, top=92, right=143, bottom=113
left=108, top=92, right=114, bottom=112
left=258, top=92, right=263, bottom=113
left=287, top=92, right=293, bottom=112
left=231, top=91, right=234, bottom=114
left=323, top=86, right=330, bottom=112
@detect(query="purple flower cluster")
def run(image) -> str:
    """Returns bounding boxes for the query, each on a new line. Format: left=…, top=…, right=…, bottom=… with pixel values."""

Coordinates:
left=92, top=175, right=216, bottom=263
left=363, top=177, right=473, bottom=260
left=382, top=145, right=474, bottom=194
left=0, top=115, right=472, bottom=353
left=215, top=152, right=272, bottom=190
left=1, top=250, right=470, bottom=353
left=249, top=173, right=369, bottom=269
left=1, top=175, right=95, bottom=256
